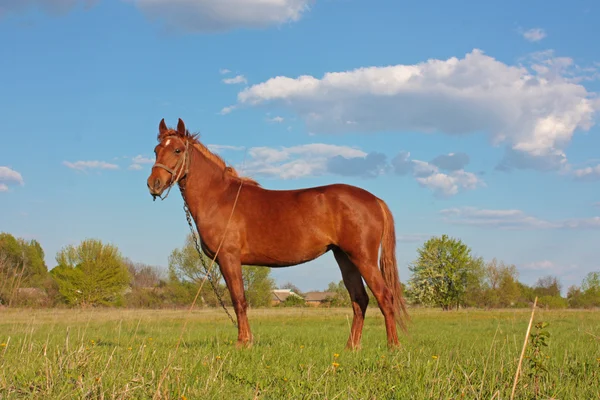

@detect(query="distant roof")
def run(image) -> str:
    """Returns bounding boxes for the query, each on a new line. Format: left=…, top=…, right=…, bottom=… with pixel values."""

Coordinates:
left=304, top=291, right=336, bottom=302
left=271, top=289, right=303, bottom=302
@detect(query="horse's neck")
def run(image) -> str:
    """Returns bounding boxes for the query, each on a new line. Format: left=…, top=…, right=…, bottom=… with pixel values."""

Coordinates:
left=180, top=147, right=232, bottom=222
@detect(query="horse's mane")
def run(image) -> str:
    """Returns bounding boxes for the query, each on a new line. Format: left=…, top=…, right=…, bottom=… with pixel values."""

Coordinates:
left=158, top=129, right=260, bottom=187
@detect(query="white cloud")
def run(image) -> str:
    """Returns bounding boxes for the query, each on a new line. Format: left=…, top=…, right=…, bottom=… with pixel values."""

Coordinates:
left=219, top=68, right=231, bottom=75
left=0, top=166, right=24, bottom=192
left=223, top=75, right=247, bottom=85
left=63, top=160, right=119, bottom=171
left=243, top=143, right=367, bottom=179
left=128, top=155, right=154, bottom=170
left=524, top=50, right=600, bottom=84
left=132, top=155, right=154, bottom=164
left=521, top=260, right=579, bottom=275
left=207, top=144, right=245, bottom=153
left=522, top=28, right=547, bottom=42
left=522, top=260, right=555, bottom=270
left=416, top=169, right=482, bottom=197
left=392, top=152, right=483, bottom=197
left=266, top=116, right=285, bottom=123
left=233, top=144, right=484, bottom=196
left=217, top=142, right=482, bottom=196
left=130, top=0, right=313, bottom=32
left=220, top=105, right=236, bottom=115
left=0, top=0, right=97, bottom=16
left=571, top=164, right=600, bottom=180
left=441, top=207, right=600, bottom=230
left=0, top=166, right=24, bottom=185
left=561, top=217, right=600, bottom=229
left=235, top=49, right=598, bottom=171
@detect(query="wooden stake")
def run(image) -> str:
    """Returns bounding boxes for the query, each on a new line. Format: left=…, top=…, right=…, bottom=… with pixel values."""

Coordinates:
left=510, top=296, right=538, bottom=400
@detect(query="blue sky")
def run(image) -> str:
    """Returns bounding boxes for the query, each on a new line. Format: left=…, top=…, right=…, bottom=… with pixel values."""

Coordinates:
left=1, top=0, right=599, bottom=293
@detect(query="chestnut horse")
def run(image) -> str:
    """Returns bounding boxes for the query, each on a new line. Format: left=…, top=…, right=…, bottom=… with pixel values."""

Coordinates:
left=147, top=118, right=409, bottom=349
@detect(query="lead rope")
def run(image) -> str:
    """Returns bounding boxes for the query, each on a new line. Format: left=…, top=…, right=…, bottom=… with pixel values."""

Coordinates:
left=179, top=184, right=238, bottom=327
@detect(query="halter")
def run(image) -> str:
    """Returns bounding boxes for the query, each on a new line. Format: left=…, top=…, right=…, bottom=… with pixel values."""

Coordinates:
left=151, top=137, right=190, bottom=201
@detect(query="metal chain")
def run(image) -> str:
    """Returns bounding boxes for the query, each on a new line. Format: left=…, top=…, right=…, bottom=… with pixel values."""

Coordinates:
left=179, top=185, right=237, bottom=327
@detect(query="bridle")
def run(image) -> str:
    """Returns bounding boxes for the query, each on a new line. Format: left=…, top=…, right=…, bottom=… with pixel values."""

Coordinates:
left=151, top=137, right=190, bottom=201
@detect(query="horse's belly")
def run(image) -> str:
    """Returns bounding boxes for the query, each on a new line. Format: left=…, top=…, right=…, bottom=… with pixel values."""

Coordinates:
left=242, top=232, right=332, bottom=267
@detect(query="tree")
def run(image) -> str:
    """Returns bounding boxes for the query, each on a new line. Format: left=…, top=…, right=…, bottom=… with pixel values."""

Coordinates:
left=168, top=233, right=223, bottom=285
left=242, top=266, right=276, bottom=307
left=568, top=272, right=600, bottom=308
left=326, top=280, right=351, bottom=306
left=480, top=258, right=521, bottom=308
left=167, top=233, right=228, bottom=307
left=534, top=275, right=562, bottom=297
left=50, top=239, right=130, bottom=307
left=280, top=282, right=304, bottom=297
left=581, top=271, right=600, bottom=294
left=533, top=275, right=567, bottom=309
left=0, top=233, right=49, bottom=306
left=125, top=259, right=163, bottom=288
left=0, top=232, right=48, bottom=288
left=122, top=259, right=167, bottom=308
left=167, top=233, right=275, bottom=308
left=408, top=234, right=483, bottom=310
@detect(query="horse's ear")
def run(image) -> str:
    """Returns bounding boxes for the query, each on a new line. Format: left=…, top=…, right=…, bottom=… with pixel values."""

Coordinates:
left=159, top=118, right=168, bottom=135
left=177, top=118, right=186, bottom=136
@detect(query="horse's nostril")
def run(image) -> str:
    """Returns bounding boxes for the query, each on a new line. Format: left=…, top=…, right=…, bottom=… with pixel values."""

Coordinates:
left=154, top=179, right=161, bottom=189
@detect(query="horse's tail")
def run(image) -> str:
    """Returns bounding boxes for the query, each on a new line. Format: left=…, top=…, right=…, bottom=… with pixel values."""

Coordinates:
left=377, top=198, right=410, bottom=332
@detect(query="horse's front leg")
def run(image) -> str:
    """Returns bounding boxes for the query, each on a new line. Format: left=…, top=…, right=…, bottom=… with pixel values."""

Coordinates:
left=217, top=252, right=252, bottom=347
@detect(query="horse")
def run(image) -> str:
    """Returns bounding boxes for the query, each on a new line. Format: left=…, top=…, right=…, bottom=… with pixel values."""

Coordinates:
left=147, top=118, right=409, bottom=349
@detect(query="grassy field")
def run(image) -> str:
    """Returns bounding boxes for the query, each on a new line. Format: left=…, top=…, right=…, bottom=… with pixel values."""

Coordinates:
left=0, top=306, right=599, bottom=399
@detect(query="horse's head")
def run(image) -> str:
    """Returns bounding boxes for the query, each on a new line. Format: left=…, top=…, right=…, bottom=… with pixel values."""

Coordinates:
left=147, top=118, right=190, bottom=200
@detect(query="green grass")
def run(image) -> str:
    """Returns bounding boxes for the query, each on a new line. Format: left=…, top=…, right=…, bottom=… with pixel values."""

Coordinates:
left=0, top=307, right=599, bottom=399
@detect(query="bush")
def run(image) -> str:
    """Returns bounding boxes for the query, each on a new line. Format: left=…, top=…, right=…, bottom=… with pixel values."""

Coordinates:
left=279, top=295, right=306, bottom=307
left=537, top=295, right=568, bottom=309
left=125, top=288, right=167, bottom=308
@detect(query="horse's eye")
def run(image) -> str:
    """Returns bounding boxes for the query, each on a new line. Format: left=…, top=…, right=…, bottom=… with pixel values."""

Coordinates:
left=175, top=149, right=181, bottom=154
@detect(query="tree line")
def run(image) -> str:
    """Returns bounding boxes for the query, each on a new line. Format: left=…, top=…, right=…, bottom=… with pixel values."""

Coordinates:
left=0, top=232, right=276, bottom=309
left=1, top=231, right=599, bottom=309
left=404, top=234, right=600, bottom=310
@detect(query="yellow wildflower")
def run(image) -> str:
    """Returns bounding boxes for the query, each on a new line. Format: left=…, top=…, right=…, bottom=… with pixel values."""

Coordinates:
left=215, top=356, right=222, bottom=360
left=0, top=343, right=6, bottom=347
left=432, top=355, right=438, bottom=359
left=333, top=353, right=339, bottom=358
left=332, top=362, right=340, bottom=368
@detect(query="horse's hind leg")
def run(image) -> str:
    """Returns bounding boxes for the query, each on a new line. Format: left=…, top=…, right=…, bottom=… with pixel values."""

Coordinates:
left=333, top=249, right=369, bottom=350
left=346, top=251, right=400, bottom=348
